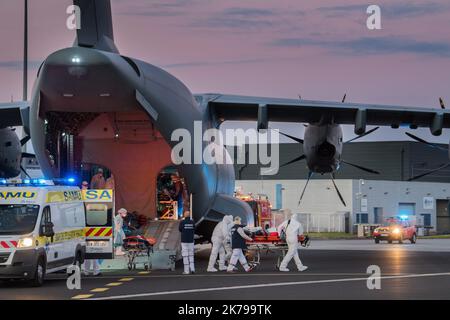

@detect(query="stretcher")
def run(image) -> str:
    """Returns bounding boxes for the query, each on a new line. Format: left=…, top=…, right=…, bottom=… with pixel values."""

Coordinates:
left=245, top=233, right=310, bottom=269
left=122, top=235, right=156, bottom=271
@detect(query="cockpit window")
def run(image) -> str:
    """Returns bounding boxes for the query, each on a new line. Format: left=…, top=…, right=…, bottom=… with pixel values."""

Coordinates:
left=0, top=205, right=40, bottom=235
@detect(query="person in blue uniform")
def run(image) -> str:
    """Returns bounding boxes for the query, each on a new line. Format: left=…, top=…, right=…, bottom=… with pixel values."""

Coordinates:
left=227, top=216, right=254, bottom=273
left=179, top=212, right=195, bottom=274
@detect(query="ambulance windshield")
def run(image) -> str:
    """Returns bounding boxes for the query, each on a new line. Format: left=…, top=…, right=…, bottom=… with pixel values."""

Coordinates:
left=0, top=205, right=40, bottom=235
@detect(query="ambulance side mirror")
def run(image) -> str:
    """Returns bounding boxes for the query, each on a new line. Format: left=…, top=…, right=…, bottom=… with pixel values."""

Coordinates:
left=40, top=222, right=55, bottom=238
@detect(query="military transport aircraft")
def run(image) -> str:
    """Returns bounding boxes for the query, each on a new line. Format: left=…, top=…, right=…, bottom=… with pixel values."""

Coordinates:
left=1, top=0, right=450, bottom=237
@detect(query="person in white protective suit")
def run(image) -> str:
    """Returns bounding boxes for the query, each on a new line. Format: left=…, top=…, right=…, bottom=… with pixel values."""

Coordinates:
left=207, top=215, right=234, bottom=272
left=83, top=259, right=101, bottom=277
left=277, top=213, right=308, bottom=272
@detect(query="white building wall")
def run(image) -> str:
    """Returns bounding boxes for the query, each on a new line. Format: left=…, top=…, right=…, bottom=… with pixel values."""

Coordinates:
left=236, top=179, right=450, bottom=233
left=236, top=179, right=352, bottom=232
left=353, top=180, right=450, bottom=232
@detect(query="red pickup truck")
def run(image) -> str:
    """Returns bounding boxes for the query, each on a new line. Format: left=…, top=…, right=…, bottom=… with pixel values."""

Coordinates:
left=373, top=218, right=417, bottom=244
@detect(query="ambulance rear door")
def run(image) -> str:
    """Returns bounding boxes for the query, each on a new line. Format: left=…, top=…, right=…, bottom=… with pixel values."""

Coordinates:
left=83, top=190, right=114, bottom=259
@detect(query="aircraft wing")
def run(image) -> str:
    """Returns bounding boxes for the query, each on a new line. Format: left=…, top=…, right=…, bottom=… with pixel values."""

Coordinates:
left=0, top=102, right=29, bottom=128
left=206, top=94, right=450, bottom=135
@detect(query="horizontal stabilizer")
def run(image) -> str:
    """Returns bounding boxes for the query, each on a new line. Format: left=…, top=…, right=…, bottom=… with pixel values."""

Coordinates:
left=0, top=102, right=29, bottom=128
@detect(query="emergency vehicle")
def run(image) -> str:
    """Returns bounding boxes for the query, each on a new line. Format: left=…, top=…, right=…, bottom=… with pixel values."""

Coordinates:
left=373, top=216, right=418, bottom=244
left=83, top=189, right=114, bottom=259
left=0, top=179, right=86, bottom=286
left=236, top=193, right=273, bottom=230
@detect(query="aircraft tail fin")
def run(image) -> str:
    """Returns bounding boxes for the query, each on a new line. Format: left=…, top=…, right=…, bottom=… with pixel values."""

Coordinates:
left=73, top=0, right=118, bottom=53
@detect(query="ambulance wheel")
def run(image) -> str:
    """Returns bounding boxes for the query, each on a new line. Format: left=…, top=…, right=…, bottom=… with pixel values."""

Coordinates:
left=374, top=239, right=380, bottom=244
left=30, top=257, right=46, bottom=287
left=388, top=240, right=393, bottom=244
left=74, top=252, right=83, bottom=269
left=398, top=235, right=403, bottom=244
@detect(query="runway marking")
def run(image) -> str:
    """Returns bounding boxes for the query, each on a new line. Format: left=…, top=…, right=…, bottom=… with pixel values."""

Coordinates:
left=106, top=282, right=123, bottom=287
left=138, top=271, right=151, bottom=275
left=87, top=272, right=450, bottom=300
left=91, top=288, right=110, bottom=293
left=72, top=294, right=94, bottom=300
left=119, top=278, right=134, bottom=282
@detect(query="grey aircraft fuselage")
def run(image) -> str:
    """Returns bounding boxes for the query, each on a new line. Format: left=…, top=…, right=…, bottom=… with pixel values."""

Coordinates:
left=29, top=46, right=253, bottom=237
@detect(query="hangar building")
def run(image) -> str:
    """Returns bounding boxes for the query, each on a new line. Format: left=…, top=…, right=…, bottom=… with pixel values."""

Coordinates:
left=234, top=141, right=450, bottom=234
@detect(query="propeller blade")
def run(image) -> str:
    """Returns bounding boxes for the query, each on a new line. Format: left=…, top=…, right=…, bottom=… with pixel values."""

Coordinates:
left=269, top=128, right=304, bottom=144
left=20, top=165, right=31, bottom=179
left=345, top=127, right=380, bottom=143
left=280, top=154, right=306, bottom=168
left=278, top=131, right=304, bottom=144
left=405, top=132, right=447, bottom=152
left=298, top=171, right=313, bottom=206
left=341, top=160, right=380, bottom=174
left=342, top=93, right=347, bottom=103
left=408, top=162, right=450, bottom=181
left=20, top=136, right=31, bottom=146
left=440, top=97, right=445, bottom=110
left=330, top=174, right=346, bottom=207
left=21, top=152, right=36, bottom=159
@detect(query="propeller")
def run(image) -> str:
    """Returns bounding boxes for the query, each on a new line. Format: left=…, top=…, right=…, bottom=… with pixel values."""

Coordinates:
left=20, top=165, right=32, bottom=179
left=342, top=93, right=347, bottom=103
left=341, top=160, right=380, bottom=174
left=298, top=171, right=313, bottom=206
left=439, top=97, right=445, bottom=110
left=269, top=127, right=304, bottom=144
left=280, top=154, right=306, bottom=168
left=405, top=132, right=447, bottom=152
left=21, top=152, right=36, bottom=159
left=345, top=127, right=380, bottom=144
left=330, top=174, right=346, bottom=206
left=408, top=162, right=450, bottom=181
left=278, top=131, right=304, bottom=144
left=20, top=136, right=31, bottom=146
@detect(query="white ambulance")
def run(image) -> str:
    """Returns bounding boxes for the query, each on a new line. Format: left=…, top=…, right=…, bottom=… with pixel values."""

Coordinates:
left=0, top=179, right=86, bottom=286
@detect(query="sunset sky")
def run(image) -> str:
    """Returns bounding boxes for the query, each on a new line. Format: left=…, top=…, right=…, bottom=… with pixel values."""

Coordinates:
left=1, top=0, right=450, bottom=142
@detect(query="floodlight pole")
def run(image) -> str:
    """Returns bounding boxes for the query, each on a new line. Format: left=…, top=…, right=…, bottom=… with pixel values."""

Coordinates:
left=23, top=0, right=28, bottom=102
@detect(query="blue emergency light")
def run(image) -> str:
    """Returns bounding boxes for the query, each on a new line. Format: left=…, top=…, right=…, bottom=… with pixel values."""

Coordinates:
left=400, top=215, right=409, bottom=221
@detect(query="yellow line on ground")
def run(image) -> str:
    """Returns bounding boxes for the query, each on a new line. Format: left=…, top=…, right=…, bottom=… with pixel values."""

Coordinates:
left=106, top=282, right=123, bottom=287
left=91, top=288, right=110, bottom=293
left=72, top=294, right=94, bottom=300
left=119, top=278, right=134, bottom=282
left=138, top=271, right=151, bottom=275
